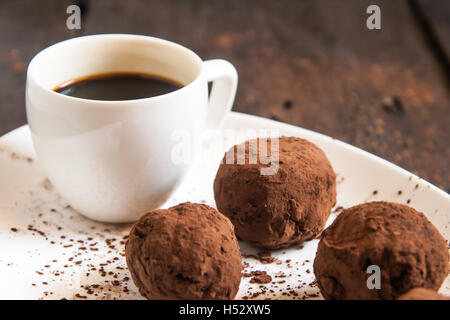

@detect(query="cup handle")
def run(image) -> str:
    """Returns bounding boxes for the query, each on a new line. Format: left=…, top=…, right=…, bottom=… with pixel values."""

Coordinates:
left=203, top=59, right=238, bottom=130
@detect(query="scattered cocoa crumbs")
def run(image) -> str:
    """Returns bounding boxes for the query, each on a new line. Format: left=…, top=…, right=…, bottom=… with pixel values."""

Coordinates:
left=243, top=290, right=266, bottom=300
left=274, top=272, right=287, bottom=278
left=243, top=270, right=273, bottom=284
left=309, top=279, right=318, bottom=287
left=243, top=251, right=280, bottom=265
left=27, top=225, right=46, bottom=237
left=3, top=179, right=137, bottom=300
left=257, top=252, right=274, bottom=263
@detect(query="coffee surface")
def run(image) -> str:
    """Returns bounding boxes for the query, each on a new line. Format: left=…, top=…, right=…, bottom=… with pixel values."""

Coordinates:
left=54, top=72, right=182, bottom=100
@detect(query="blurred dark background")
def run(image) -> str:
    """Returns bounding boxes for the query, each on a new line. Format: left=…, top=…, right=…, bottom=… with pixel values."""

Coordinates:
left=0, top=0, right=449, bottom=191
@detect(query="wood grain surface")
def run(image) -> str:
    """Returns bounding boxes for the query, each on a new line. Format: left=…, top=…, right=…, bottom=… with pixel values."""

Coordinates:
left=0, top=0, right=449, bottom=191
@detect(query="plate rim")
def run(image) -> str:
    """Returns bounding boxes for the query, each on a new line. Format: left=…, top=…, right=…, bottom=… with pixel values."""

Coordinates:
left=1, top=110, right=449, bottom=202
left=228, top=111, right=449, bottom=201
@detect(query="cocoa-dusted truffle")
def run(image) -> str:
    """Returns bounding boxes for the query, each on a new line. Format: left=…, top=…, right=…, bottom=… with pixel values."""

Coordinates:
left=214, top=136, right=336, bottom=249
left=125, top=202, right=242, bottom=300
left=397, top=288, right=450, bottom=300
left=314, top=201, right=449, bottom=300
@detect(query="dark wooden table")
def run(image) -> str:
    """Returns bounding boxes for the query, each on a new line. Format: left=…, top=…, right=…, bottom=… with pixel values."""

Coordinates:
left=1, top=0, right=449, bottom=191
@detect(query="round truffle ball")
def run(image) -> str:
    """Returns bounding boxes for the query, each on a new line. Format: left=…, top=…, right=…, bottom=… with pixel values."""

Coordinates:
left=125, top=202, right=242, bottom=300
left=214, top=136, right=336, bottom=249
left=314, top=201, right=449, bottom=300
left=397, top=288, right=450, bottom=300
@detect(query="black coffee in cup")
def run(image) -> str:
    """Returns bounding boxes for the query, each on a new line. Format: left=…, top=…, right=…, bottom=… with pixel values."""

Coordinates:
left=54, top=72, right=183, bottom=100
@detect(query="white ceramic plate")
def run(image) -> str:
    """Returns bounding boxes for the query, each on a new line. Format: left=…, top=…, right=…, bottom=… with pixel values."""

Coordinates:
left=0, top=111, right=448, bottom=300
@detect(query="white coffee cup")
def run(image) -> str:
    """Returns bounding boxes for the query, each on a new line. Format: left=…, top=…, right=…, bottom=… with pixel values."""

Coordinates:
left=26, top=34, right=237, bottom=223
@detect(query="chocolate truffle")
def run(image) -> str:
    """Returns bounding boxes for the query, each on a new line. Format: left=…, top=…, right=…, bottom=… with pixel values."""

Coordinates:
left=397, top=288, right=450, bottom=300
left=314, top=201, right=449, bottom=300
left=125, top=202, right=242, bottom=300
left=214, top=136, right=336, bottom=249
